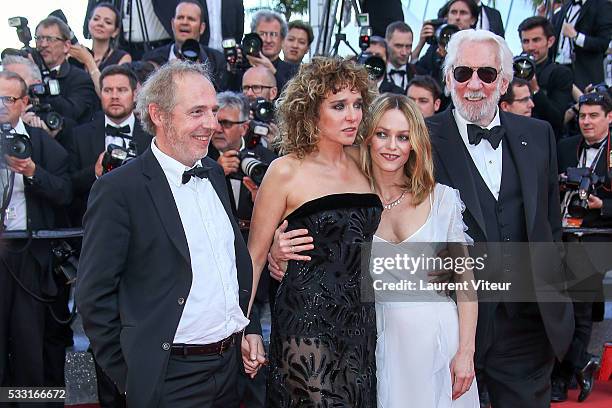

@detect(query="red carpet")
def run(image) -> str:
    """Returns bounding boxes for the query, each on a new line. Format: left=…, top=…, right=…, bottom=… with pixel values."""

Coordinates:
left=557, top=379, right=612, bottom=407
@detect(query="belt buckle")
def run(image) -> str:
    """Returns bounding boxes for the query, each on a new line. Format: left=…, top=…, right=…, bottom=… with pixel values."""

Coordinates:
left=219, top=335, right=232, bottom=355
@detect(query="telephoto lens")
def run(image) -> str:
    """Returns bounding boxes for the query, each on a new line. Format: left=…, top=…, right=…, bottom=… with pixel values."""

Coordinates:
left=513, top=53, right=536, bottom=81
left=242, top=33, right=263, bottom=57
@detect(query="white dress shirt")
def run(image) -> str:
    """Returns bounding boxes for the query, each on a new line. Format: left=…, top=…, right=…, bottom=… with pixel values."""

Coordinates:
left=150, top=139, right=249, bottom=344
left=104, top=113, right=135, bottom=149
left=476, top=2, right=491, bottom=31
left=581, top=136, right=607, bottom=168
left=556, top=0, right=586, bottom=65
left=3, top=119, right=29, bottom=231
left=453, top=109, right=503, bottom=199
left=122, top=0, right=170, bottom=42
left=387, top=62, right=408, bottom=89
left=206, top=0, right=223, bottom=51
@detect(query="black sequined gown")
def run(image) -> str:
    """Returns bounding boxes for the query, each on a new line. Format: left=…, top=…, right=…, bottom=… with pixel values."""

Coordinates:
left=268, top=193, right=383, bottom=408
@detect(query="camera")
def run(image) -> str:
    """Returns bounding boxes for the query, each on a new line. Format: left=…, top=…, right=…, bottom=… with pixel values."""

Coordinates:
left=5, top=16, right=54, bottom=81
left=359, top=26, right=372, bottom=51
left=435, top=24, right=459, bottom=48
left=229, top=124, right=270, bottom=186
left=223, top=34, right=264, bottom=70
left=356, top=52, right=386, bottom=81
left=179, top=39, right=201, bottom=62
left=101, top=142, right=136, bottom=174
left=513, top=53, right=536, bottom=81
left=51, top=240, right=78, bottom=284
left=250, top=97, right=275, bottom=123
left=560, top=167, right=606, bottom=218
left=27, top=84, right=63, bottom=131
left=0, top=122, right=32, bottom=159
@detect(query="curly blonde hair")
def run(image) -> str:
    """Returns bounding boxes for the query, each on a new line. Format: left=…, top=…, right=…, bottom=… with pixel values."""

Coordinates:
left=275, top=57, right=377, bottom=158
left=359, top=94, right=435, bottom=205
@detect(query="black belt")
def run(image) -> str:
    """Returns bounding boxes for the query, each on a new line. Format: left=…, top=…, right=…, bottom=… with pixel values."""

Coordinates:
left=171, top=331, right=241, bottom=356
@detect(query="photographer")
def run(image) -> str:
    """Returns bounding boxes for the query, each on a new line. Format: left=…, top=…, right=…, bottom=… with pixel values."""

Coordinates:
left=1, top=55, right=70, bottom=145
left=554, top=90, right=612, bottom=403
left=142, top=0, right=227, bottom=91
left=34, top=16, right=98, bottom=124
left=499, top=78, right=535, bottom=117
left=0, top=70, right=72, bottom=390
left=361, top=36, right=404, bottom=94
left=518, top=16, right=574, bottom=138
left=69, top=64, right=152, bottom=227
left=242, top=66, right=278, bottom=103
left=208, top=91, right=276, bottom=408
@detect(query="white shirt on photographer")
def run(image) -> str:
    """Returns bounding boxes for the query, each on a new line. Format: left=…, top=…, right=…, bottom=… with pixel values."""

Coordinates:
left=3, top=119, right=29, bottom=231
left=206, top=0, right=223, bottom=51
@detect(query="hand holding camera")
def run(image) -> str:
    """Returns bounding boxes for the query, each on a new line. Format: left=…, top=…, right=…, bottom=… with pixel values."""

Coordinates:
left=218, top=149, right=240, bottom=176
left=5, top=155, right=35, bottom=177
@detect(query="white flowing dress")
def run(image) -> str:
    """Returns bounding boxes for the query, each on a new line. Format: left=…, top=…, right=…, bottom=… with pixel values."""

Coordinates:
left=372, top=183, right=479, bottom=408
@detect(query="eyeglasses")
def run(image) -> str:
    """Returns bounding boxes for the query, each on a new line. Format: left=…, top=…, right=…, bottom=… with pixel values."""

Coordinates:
left=453, top=66, right=499, bottom=84
left=0, top=96, right=22, bottom=107
left=242, top=85, right=273, bottom=94
left=218, top=119, right=246, bottom=129
left=35, top=35, right=66, bottom=44
left=512, top=95, right=533, bottom=104
left=257, top=31, right=280, bottom=39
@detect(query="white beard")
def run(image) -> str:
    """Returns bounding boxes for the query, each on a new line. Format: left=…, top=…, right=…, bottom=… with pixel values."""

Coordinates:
left=450, top=82, right=502, bottom=126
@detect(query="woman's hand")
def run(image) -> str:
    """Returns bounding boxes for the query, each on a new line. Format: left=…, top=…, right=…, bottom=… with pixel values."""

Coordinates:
left=268, top=220, right=313, bottom=281
left=449, top=349, right=475, bottom=400
left=68, top=44, right=96, bottom=71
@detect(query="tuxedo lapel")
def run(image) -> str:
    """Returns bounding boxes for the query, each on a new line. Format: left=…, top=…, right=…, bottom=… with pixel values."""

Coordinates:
left=575, top=0, right=593, bottom=27
left=433, top=111, right=487, bottom=237
left=141, top=149, right=191, bottom=263
left=132, top=121, right=152, bottom=155
left=91, top=118, right=106, bottom=164
left=499, top=111, right=538, bottom=236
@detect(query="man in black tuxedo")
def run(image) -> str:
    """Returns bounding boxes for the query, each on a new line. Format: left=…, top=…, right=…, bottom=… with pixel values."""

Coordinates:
left=427, top=29, right=574, bottom=407
left=76, top=61, right=265, bottom=408
left=553, top=91, right=612, bottom=402
left=0, top=71, right=72, bottom=391
left=69, top=65, right=151, bottom=225
left=143, top=0, right=227, bottom=91
left=364, top=36, right=405, bottom=95
left=551, top=0, right=612, bottom=90
left=475, top=1, right=505, bottom=37
left=35, top=17, right=98, bottom=124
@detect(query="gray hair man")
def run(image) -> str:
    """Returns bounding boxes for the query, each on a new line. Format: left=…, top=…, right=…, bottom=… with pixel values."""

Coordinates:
left=427, top=29, right=573, bottom=407
left=76, top=60, right=265, bottom=408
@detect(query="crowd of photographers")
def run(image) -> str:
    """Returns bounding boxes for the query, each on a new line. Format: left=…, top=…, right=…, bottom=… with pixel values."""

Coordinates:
left=0, top=0, right=610, bottom=406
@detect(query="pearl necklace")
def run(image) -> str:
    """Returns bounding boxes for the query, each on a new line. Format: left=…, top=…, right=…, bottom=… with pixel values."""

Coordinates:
left=382, top=190, right=407, bottom=210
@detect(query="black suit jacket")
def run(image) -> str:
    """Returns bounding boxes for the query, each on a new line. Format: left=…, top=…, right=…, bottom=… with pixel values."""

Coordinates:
left=480, top=5, right=505, bottom=37
left=427, top=110, right=574, bottom=360
left=532, top=61, right=574, bottom=138
left=558, top=135, right=612, bottom=226
left=45, top=61, right=97, bottom=125
left=76, top=149, right=260, bottom=407
left=68, top=114, right=153, bottom=225
left=142, top=43, right=228, bottom=90
left=551, top=0, right=612, bottom=90
left=84, top=0, right=244, bottom=47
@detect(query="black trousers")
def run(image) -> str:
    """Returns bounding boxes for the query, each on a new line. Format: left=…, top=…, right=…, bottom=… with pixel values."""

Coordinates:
left=0, top=244, right=66, bottom=407
left=159, top=344, right=240, bottom=408
left=477, top=304, right=556, bottom=408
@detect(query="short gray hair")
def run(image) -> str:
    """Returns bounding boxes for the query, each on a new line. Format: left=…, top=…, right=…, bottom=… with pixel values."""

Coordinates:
left=217, top=91, right=250, bottom=122
left=443, top=29, right=513, bottom=94
left=251, top=10, right=288, bottom=39
left=136, top=60, right=212, bottom=134
left=36, top=16, right=72, bottom=41
left=1, top=55, right=42, bottom=83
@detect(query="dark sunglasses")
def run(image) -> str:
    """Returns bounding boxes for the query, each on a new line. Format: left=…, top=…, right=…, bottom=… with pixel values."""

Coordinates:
left=453, top=66, right=499, bottom=84
left=578, top=92, right=606, bottom=105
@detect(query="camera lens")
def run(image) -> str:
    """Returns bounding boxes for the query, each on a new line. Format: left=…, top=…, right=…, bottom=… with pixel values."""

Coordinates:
left=241, top=157, right=268, bottom=186
left=250, top=98, right=274, bottom=123
left=363, top=55, right=386, bottom=81
left=44, top=111, right=63, bottom=130
left=4, top=133, right=32, bottom=159
left=242, top=33, right=263, bottom=57
left=180, top=39, right=201, bottom=62
left=513, top=53, right=536, bottom=81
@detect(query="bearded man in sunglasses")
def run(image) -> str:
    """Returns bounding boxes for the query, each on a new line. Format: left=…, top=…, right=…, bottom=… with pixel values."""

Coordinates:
left=426, top=29, right=573, bottom=408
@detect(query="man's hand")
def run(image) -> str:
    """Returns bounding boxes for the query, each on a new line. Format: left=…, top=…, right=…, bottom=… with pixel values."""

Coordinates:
left=5, top=155, right=36, bottom=177
left=268, top=220, right=314, bottom=281
left=218, top=150, right=240, bottom=176
left=587, top=194, right=603, bottom=210
left=95, top=152, right=105, bottom=178
left=241, top=334, right=266, bottom=378
left=246, top=52, right=277, bottom=75
left=22, top=110, right=61, bottom=138
left=562, top=23, right=578, bottom=39
left=528, top=73, right=540, bottom=94
left=419, top=23, right=435, bottom=45
left=243, top=176, right=259, bottom=202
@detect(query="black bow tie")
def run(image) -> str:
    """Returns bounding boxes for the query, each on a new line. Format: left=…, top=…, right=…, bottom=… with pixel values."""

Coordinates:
left=105, top=124, right=131, bottom=137
left=182, top=166, right=210, bottom=184
left=584, top=140, right=605, bottom=149
left=467, top=124, right=505, bottom=149
left=389, top=69, right=406, bottom=76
